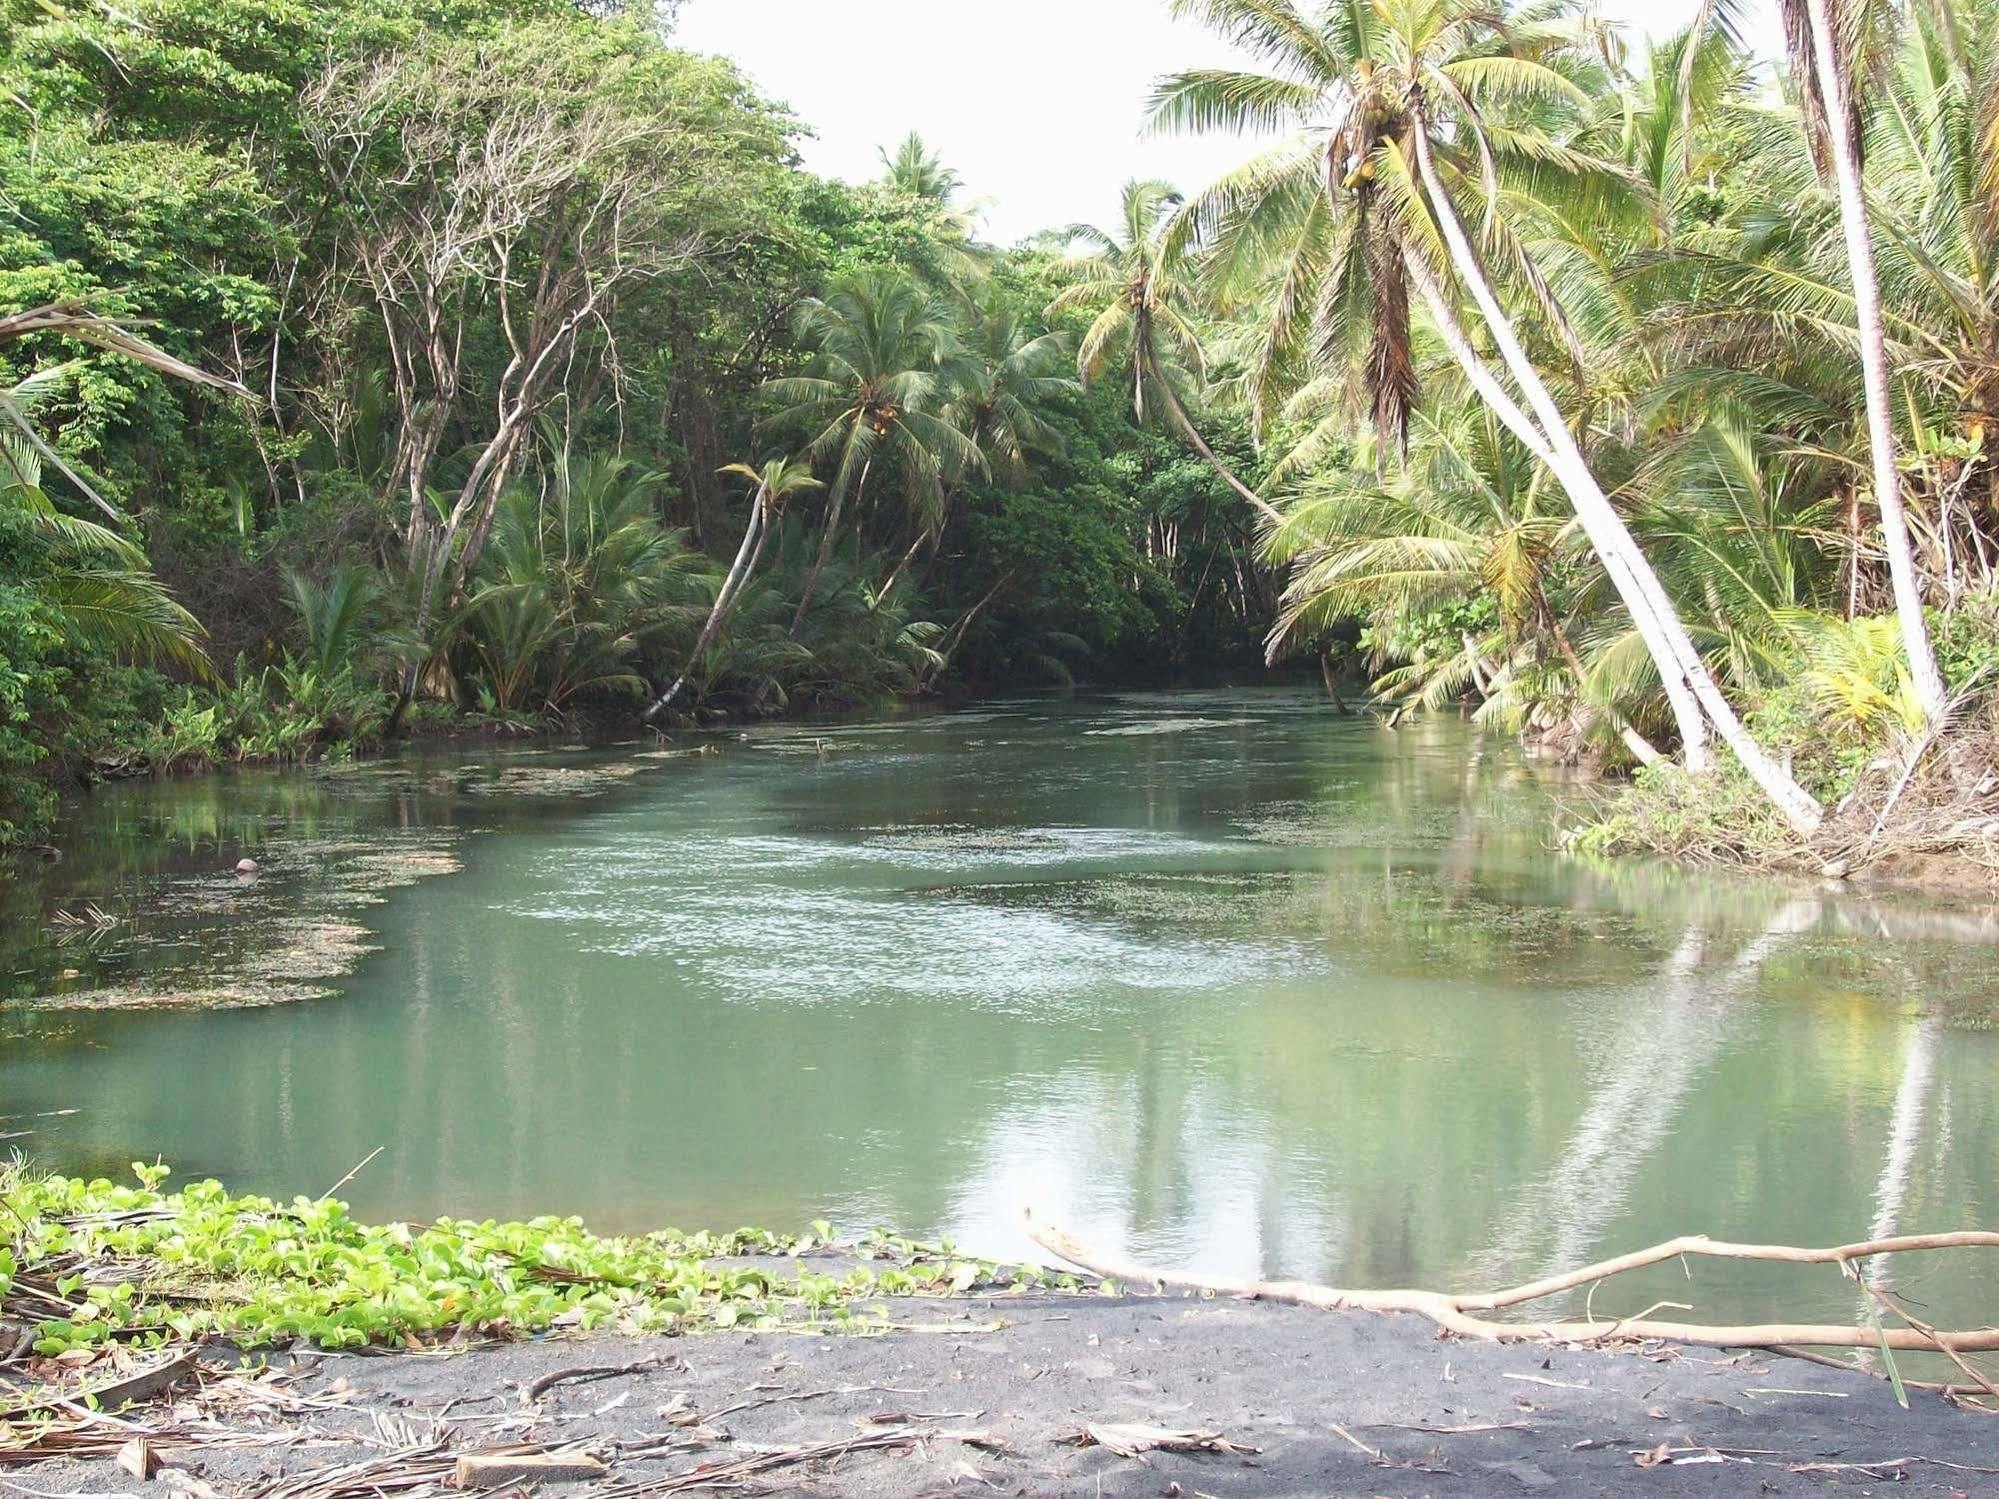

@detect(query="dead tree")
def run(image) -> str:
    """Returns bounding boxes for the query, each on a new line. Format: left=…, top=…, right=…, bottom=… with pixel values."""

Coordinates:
left=302, top=34, right=711, bottom=723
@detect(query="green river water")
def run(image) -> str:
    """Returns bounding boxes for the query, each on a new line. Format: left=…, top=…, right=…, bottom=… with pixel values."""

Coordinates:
left=2, top=688, right=1996, bottom=1331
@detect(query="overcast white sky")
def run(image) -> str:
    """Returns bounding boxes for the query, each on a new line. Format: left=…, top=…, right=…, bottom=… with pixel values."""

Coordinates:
left=672, top=1, right=1787, bottom=245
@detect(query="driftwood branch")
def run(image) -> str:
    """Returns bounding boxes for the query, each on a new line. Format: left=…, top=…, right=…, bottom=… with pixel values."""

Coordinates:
left=1023, top=1211, right=1999, bottom=1355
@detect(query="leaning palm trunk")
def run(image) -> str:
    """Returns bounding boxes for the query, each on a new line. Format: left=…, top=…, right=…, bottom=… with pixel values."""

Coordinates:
left=1798, top=0, right=1947, bottom=724
left=877, top=528, right=929, bottom=600
left=921, top=569, right=1017, bottom=692
left=1403, top=250, right=1712, bottom=771
left=791, top=461, right=866, bottom=638
left=645, top=480, right=769, bottom=723
left=1407, top=124, right=1822, bottom=835
left=0, top=302, right=250, bottom=526
left=1145, top=350, right=1285, bottom=527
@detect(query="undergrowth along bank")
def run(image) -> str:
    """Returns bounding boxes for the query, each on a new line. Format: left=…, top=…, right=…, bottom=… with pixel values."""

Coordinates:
left=0, top=1164, right=1089, bottom=1357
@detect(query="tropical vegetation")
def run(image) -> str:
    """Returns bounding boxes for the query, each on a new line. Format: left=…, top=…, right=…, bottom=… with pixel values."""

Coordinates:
left=7, top=0, right=1999, bottom=879
left=0, top=0, right=1271, bottom=846
left=1157, top=0, right=1999, bottom=872
left=0, top=1160, right=1080, bottom=1355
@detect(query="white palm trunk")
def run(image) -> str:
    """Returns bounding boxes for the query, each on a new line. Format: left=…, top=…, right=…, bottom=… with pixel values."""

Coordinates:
left=646, top=480, right=769, bottom=722
left=1800, top=0, right=1948, bottom=725
left=1408, top=125, right=1823, bottom=834
left=1404, top=252, right=1713, bottom=767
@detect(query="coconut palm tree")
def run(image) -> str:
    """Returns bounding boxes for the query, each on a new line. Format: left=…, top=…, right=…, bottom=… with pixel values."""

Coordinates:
left=880, top=131, right=966, bottom=208
left=0, top=301, right=248, bottom=678
left=0, top=352, right=212, bottom=673
left=763, top=266, right=982, bottom=636
left=877, top=132, right=990, bottom=271
left=1691, top=0, right=1948, bottom=721
left=0, top=432, right=210, bottom=672
left=645, top=456, right=822, bottom=721
left=870, top=289, right=1084, bottom=599
left=0, top=302, right=246, bottom=524
left=1270, top=406, right=1663, bottom=762
left=1048, top=178, right=1284, bottom=526
left=1155, top=0, right=1823, bottom=831
left=946, top=289, right=1076, bottom=486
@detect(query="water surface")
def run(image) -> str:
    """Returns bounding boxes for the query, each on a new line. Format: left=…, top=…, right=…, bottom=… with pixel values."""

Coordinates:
left=4, top=690, right=1996, bottom=1333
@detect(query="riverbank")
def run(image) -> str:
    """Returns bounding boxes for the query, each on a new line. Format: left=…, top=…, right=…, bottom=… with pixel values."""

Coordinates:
left=13, top=1289, right=1998, bottom=1496
left=4, top=1168, right=1996, bottom=1494
left=1569, top=698, right=1999, bottom=899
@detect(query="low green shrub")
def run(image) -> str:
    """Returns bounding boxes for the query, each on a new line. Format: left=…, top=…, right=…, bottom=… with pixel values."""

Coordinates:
left=1570, top=757, right=1800, bottom=865
left=0, top=1164, right=1081, bottom=1354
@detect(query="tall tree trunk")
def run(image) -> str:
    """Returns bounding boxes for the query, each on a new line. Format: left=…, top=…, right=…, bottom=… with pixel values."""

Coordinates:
left=1407, top=123, right=1822, bottom=834
left=1800, top=0, right=1948, bottom=724
left=917, top=490, right=957, bottom=592
left=790, top=459, right=866, bottom=638
left=923, top=570, right=1017, bottom=691
left=672, top=352, right=723, bottom=548
left=1144, top=349, right=1285, bottom=526
left=1319, top=647, right=1349, bottom=711
left=878, top=528, right=928, bottom=599
left=645, top=481, right=768, bottom=723
left=1404, top=248, right=1712, bottom=768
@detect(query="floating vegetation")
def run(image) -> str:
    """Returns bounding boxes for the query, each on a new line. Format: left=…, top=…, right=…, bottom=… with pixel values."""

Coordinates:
left=337, top=846, right=466, bottom=890
left=1231, top=799, right=1473, bottom=849
left=27, top=917, right=372, bottom=1012
left=4, top=745, right=720, bottom=1013
left=13, top=831, right=466, bottom=1013
left=862, top=825, right=1064, bottom=855
left=463, top=762, right=649, bottom=797
left=1071, top=871, right=1287, bottom=926
left=312, top=752, right=681, bottom=802
left=1083, top=717, right=1239, bottom=737
left=757, top=737, right=851, bottom=757
left=940, top=871, right=1319, bottom=940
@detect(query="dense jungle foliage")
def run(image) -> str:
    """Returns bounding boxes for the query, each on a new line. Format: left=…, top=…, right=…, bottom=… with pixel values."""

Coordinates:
left=0, top=0, right=1276, bottom=845
left=6, top=0, right=1999, bottom=878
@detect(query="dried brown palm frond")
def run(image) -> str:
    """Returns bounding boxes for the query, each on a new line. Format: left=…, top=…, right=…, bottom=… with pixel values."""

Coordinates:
left=0, top=301, right=249, bottom=395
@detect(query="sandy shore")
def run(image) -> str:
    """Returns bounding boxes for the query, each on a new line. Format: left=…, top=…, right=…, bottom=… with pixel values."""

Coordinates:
left=17, top=1284, right=1997, bottom=1497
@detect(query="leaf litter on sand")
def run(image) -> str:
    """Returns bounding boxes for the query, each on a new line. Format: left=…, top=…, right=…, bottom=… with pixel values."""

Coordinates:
left=1065, top=1423, right=1259, bottom=1459
left=0, top=1346, right=1016, bottom=1499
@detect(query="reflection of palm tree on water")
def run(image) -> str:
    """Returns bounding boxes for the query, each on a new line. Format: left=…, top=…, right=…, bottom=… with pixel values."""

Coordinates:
left=1477, top=903, right=1821, bottom=1287
left=1861, top=1019, right=1939, bottom=1297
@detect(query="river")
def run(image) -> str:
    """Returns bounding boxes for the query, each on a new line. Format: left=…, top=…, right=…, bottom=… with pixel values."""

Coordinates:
left=3, top=688, right=1995, bottom=1333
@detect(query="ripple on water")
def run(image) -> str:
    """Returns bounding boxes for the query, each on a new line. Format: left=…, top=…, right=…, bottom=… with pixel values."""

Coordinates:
left=497, top=829, right=1313, bottom=1010
left=574, top=824, right=1236, bottom=878
left=1083, top=717, right=1243, bottom=738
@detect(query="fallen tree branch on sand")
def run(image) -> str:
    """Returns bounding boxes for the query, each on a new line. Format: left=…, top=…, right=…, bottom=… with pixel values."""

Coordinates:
left=1023, top=1211, right=1999, bottom=1359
